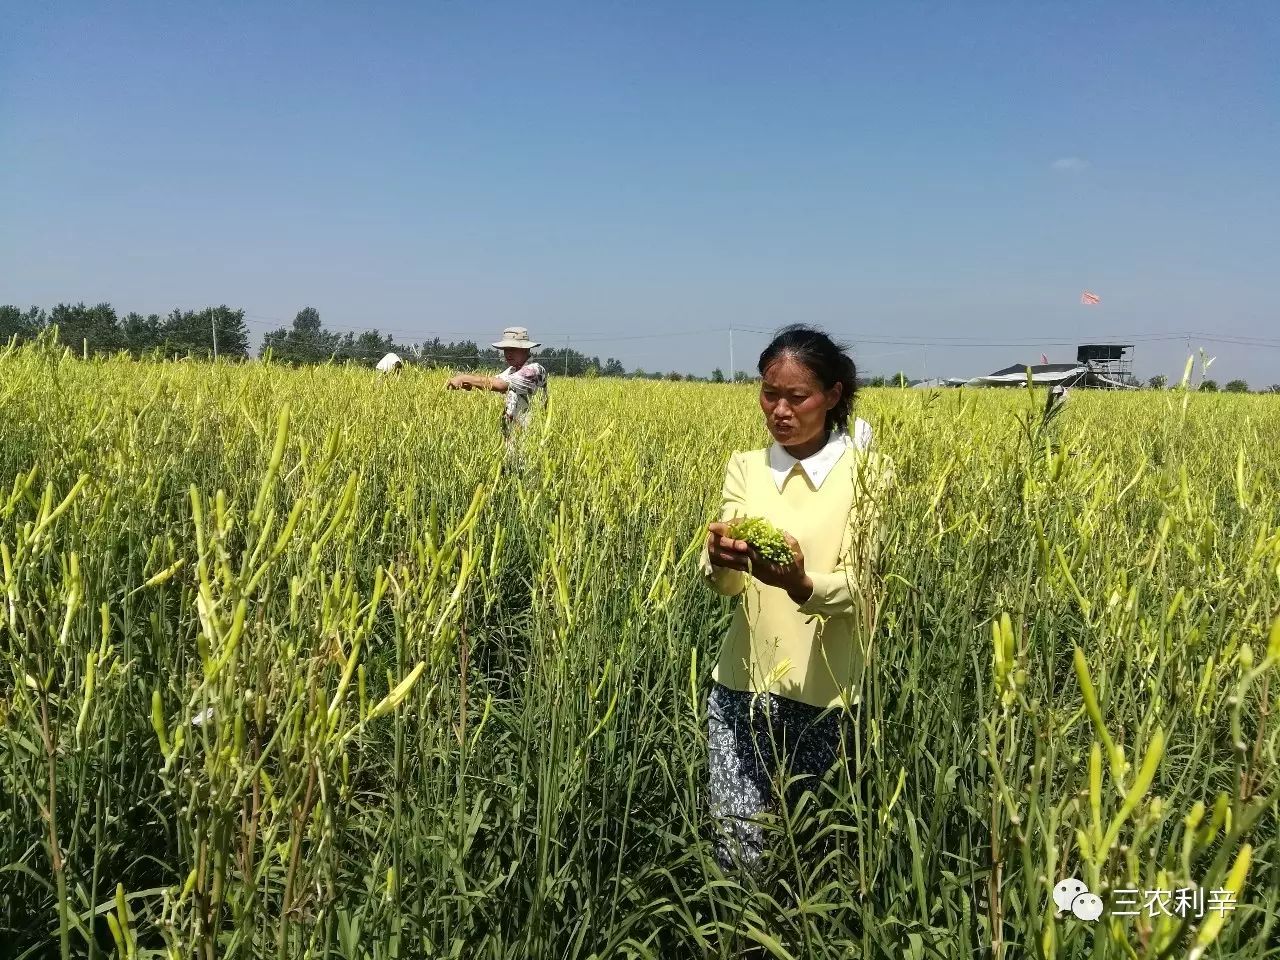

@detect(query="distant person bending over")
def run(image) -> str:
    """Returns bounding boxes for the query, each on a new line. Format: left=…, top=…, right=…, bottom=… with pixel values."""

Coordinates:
left=446, top=326, right=548, bottom=440
left=700, top=324, right=890, bottom=873
left=376, top=352, right=404, bottom=374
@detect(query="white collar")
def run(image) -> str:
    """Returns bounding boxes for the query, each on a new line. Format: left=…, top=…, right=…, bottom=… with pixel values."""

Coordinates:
left=768, top=419, right=871, bottom=491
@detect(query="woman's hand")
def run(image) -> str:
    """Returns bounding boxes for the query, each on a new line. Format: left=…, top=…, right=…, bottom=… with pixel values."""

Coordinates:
left=706, top=522, right=750, bottom=571
left=747, top=533, right=812, bottom=604
left=706, top=524, right=813, bottom=605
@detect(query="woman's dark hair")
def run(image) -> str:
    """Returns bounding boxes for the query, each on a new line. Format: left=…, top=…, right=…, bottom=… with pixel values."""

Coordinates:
left=757, top=324, right=858, bottom=433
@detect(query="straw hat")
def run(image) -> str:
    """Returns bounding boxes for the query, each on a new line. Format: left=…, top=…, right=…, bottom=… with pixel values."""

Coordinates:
left=491, top=326, right=540, bottom=349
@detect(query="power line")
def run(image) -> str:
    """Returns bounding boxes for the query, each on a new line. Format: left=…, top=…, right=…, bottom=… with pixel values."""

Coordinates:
left=1184, top=332, right=1280, bottom=348
left=239, top=314, right=1280, bottom=351
left=735, top=329, right=1280, bottom=350
left=243, top=314, right=738, bottom=344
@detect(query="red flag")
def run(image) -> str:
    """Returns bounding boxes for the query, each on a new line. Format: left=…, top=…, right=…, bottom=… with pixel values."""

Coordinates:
left=1081, top=291, right=1100, bottom=305
left=1040, top=353, right=1049, bottom=365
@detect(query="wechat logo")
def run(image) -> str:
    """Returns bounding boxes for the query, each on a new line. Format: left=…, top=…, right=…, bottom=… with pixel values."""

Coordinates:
left=1054, top=878, right=1103, bottom=922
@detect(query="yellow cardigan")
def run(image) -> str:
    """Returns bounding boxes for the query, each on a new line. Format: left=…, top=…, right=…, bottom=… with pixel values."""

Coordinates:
left=699, top=443, right=889, bottom=708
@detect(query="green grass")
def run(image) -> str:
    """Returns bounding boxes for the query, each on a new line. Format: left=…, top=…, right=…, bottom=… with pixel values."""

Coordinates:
left=1, top=339, right=1277, bottom=959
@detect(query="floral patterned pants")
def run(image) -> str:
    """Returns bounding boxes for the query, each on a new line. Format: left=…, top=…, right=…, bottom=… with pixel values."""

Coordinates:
left=706, top=681, right=846, bottom=871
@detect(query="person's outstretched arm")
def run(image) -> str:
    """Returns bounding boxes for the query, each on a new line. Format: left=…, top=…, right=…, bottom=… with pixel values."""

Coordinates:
left=446, top=373, right=507, bottom=392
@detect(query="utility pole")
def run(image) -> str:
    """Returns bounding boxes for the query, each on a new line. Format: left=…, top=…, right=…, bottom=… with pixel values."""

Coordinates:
left=729, top=327, right=734, bottom=383
left=211, top=312, right=219, bottom=361
left=564, top=336, right=569, bottom=376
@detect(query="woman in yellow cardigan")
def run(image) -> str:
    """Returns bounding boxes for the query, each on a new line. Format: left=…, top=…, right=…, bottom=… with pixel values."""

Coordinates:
left=700, top=324, right=889, bottom=870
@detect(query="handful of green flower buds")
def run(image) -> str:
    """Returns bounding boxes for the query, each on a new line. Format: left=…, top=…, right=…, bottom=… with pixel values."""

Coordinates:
left=724, top=516, right=796, bottom=565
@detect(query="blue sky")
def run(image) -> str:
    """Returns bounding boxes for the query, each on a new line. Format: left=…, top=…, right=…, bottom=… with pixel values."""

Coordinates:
left=2, top=1, right=1277, bottom=382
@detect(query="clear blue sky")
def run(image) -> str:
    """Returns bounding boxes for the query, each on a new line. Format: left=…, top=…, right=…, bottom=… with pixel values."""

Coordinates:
left=3, top=1, right=1277, bottom=382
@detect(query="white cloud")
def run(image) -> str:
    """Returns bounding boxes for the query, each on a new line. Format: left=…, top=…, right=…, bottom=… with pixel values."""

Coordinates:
left=1051, top=157, right=1089, bottom=172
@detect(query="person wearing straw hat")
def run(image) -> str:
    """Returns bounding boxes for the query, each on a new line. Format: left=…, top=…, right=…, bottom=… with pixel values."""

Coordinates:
left=446, top=326, right=549, bottom=438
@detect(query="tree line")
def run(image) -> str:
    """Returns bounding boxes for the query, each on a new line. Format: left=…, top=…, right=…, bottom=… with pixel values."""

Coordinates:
left=1144, top=374, right=1278, bottom=393
left=9, top=305, right=1273, bottom=389
left=1, top=303, right=252, bottom=360
left=1, top=302, right=740, bottom=380
left=0, top=303, right=630, bottom=375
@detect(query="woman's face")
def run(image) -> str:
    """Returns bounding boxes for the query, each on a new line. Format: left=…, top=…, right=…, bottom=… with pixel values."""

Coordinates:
left=759, top=354, right=841, bottom=449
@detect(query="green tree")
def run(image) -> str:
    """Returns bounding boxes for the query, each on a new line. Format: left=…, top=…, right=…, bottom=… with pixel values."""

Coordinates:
left=537, top=346, right=604, bottom=377
left=48, top=302, right=122, bottom=354
left=335, top=329, right=397, bottom=366
left=157, top=307, right=249, bottom=359
left=159, top=308, right=203, bottom=357
left=1199, top=379, right=1219, bottom=392
left=0, top=305, right=44, bottom=343
left=710, top=368, right=725, bottom=383
left=207, top=307, right=251, bottom=359
left=121, top=313, right=161, bottom=355
left=1224, top=379, right=1249, bottom=393
left=1147, top=374, right=1167, bottom=390
left=260, top=308, right=340, bottom=364
left=603, top=358, right=625, bottom=377
left=293, top=307, right=322, bottom=334
left=413, top=337, right=485, bottom=370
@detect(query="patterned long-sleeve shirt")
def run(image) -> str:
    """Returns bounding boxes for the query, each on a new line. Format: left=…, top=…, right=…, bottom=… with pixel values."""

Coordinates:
left=496, top=363, right=548, bottom=432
